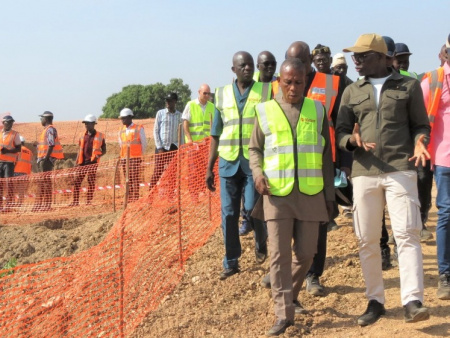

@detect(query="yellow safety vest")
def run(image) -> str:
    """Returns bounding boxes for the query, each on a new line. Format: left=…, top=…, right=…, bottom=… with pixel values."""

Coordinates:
left=399, top=69, right=418, bottom=79
left=255, top=98, right=325, bottom=196
left=215, top=82, right=271, bottom=161
left=185, top=100, right=214, bottom=142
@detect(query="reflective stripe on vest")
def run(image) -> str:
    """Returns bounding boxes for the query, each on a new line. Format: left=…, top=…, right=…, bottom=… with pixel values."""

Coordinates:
left=14, top=146, right=32, bottom=174
left=77, top=131, right=105, bottom=164
left=399, top=69, right=418, bottom=79
left=426, top=67, right=444, bottom=127
left=37, top=125, right=64, bottom=159
left=256, top=98, right=325, bottom=196
left=185, top=100, right=214, bottom=142
left=119, top=124, right=143, bottom=158
left=215, top=82, right=271, bottom=161
left=0, top=130, right=19, bottom=162
left=307, top=72, right=339, bottom=162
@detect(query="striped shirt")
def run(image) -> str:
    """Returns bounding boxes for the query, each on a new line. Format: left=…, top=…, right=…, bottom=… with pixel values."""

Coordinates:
left=154, top=108, right=181, bottom=150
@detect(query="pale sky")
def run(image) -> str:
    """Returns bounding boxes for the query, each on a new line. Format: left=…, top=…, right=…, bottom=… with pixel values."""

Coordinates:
left=1, top=0, right=448, bottom=123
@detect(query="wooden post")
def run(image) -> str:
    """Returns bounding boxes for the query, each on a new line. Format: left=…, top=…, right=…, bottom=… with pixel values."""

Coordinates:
left=177, top=124, right=183, bottom=269
left=124, top=146, right=130, bottom=209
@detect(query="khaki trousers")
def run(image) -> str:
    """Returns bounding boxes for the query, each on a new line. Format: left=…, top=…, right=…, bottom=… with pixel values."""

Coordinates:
left=268, top=219, right=319, bottom=321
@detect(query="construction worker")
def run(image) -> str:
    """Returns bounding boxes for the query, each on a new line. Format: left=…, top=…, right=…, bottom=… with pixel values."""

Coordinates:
left=13, top=136, right=32, bottom=208
left=250, top=58, right=334, bottom=336
left=70, top=114, right=106, bottom=206
left=32, top=111, right=64, bottom=212
left=0, top=115, right=21, bottom=212
left=118, top=108, right=146, bottom=203
left=206, top=51, right=270, bottom=280
left=421, top=33, right=450, bottom=300
left=182, top=85, right=213, bottom=201
left=240, top=51, right=279, bottom=236
left=393, top=43, right=418, bottom=79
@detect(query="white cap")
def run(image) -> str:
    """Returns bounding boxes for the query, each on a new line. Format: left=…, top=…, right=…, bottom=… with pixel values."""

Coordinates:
left=82, top=114, right=97, bottom=123
left=331, top=53, right=347, bottom=67
left=119, top=108, right=134, bottom=117
left=20, top=135, right=25, bottom=143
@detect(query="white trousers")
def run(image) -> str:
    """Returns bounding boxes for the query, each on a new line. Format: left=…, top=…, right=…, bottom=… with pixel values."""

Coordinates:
left=353, top=170, right=424, bottom=305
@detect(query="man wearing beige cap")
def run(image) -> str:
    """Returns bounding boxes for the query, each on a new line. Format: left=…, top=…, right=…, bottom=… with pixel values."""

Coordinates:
left=336, top=33, right=431, bottom=326
left=331, top=53, right=353, bottom=87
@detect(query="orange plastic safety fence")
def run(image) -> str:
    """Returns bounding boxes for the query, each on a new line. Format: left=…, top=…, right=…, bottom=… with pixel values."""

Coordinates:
left=0, top=138, right=221, bottom=337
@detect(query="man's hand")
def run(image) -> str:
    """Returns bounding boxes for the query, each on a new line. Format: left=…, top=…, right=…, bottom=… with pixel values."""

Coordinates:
left=409, top=134, right=430, bottom=167
left=205, top=169, right=216, bottom=192
left=326, top=201, right=335, bottom=220
left=254, top=175, right=271, bottom=195
left=349, top=123, right=376, bottom=151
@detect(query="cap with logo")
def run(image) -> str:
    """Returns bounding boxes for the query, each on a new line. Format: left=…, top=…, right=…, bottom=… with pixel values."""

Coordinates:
left=343, top=33, right=387, bottom=55
left=165, top=93, right=178, bottom=101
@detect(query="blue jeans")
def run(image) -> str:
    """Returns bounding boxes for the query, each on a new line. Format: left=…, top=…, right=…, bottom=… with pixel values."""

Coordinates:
left=220, top=167, right=267, bottom=269
left=435, top=165, right=450, bottom=275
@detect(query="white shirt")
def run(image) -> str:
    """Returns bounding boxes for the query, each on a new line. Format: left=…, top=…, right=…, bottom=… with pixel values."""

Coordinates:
left=368, top=75, right=390, bottom=107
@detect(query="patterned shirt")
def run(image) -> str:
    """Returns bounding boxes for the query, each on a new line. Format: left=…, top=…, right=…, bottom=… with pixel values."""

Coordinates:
left=154, top=108, right=181, bottom=150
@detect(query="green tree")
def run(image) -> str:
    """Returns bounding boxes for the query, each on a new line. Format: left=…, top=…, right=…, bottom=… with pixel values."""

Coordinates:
left=101, top=78, right=191, bottom=118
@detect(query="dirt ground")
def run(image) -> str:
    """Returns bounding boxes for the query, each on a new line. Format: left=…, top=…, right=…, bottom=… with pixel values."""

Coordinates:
left=2, top=200, right=449, bottom=337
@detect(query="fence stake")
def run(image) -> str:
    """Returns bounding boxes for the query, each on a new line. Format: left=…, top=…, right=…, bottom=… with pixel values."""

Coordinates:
left=124, top=146, right=130, bottom=209
left=177, top=124, right=183, bottom=269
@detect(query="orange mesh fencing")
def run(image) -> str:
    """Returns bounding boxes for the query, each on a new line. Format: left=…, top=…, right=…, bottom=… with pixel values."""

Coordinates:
left=0, top=138, right=221, bottom=337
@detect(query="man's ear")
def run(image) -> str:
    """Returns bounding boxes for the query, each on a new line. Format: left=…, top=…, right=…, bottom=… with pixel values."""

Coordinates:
left=231, top=66, right=236, bottom=73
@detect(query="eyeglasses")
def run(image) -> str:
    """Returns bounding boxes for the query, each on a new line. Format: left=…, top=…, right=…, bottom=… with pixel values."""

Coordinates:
left=351, top=52, right=378, bottom=64
left=203, top=92, right=211, bottom=95
left=313, top=57, right=329, bottom=64
left=261, top=61, right=276, bottom=67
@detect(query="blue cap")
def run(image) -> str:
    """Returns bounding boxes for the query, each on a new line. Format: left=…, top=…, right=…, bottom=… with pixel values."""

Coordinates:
left=395, top=43, right=412, bottom=56
left=382, top=36, right=395, bottom=57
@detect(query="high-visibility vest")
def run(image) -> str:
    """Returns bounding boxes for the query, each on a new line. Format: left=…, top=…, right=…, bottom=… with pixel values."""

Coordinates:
left=185, top=100, right=214, bottom=142
left=0, top=130, right=19, bottom=162
left=253, top=71, right=279, bottom=82
left=215, top=82, right=271, bottom=161
left=399, top=69, right=418, bottom=79
left=77, top=131, right=105, bottom=164
left=119, top=124, right=143, bottom=158
left=14, top=146, right=32, bottom=175
left=37, top=125, right=64, bottom=159
left=255, top=98, right=325, bottom=196
left=307, top=72, right=339, bottom=162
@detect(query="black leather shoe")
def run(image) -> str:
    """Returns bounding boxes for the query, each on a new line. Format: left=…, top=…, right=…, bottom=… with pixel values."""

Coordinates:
left=404, top=300, right=430, bottom=323
left=293, top=300, right=308, bottom=314
left=357, top=300, right=386, bottom=326
left=266, top=319, right=294, bottom=336
left=219, top=267, right=240, bottom=280
left=255, top=249, right=267, bottom=264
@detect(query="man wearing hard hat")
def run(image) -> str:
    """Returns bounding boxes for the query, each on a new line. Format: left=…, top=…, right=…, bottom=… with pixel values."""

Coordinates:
left=118, top=108, right=146, bottom=202
left=0, top=115, right=21, bottom=212
left=69, top=114, right=106, bottom=206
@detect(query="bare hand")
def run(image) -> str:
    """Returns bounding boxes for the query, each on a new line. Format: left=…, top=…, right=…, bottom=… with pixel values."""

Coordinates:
left=349, top=123, right=376, bottom=151
left=409, top=134, right=430, bottom=167
left=205, top=169, right=216, bottom=192
left=255, top=175, right=271, bottom=195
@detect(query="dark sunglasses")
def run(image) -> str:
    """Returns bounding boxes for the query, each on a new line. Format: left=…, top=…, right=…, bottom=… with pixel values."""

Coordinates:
left=261, top=61, right=276, bottom=67
left=351, top=52, right=378, bottom=64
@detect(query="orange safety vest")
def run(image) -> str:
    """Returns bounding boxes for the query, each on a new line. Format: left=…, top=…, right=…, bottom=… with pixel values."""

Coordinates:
left=37, top=125, right=64, bottom=159
left=77, top=131, right=105, bottom=164
left=0, top=130, right=19, bottom=162
left=422, top=66, right=445, bottom=158
left=119, top=124, right=143, bottom=158
left=14, top=146, right=32, bottom=175
left=307, top=72, right=339, bottom=162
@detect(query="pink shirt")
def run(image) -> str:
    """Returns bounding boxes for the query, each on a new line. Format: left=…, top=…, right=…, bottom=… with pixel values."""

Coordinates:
left=421, top=62, right=450, bottom=167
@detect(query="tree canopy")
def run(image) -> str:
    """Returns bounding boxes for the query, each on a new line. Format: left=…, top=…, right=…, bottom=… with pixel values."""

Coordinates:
left=101, top=78, right=191, bottom=118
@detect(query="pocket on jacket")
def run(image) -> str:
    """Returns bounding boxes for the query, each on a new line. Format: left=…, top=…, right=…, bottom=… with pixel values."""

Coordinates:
left=383, top=92, right=409, bottom=122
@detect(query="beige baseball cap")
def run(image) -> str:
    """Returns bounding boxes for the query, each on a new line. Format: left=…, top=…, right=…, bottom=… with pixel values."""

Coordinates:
left=343, top=33, right=387, bottom=54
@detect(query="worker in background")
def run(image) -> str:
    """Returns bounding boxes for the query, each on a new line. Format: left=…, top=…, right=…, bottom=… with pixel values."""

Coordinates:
left=182, top=84, right=214, bottom=201
left=150, top=93, right=181, bottom=192
left=250, top=58, right=334, bottom=336
left=118, top=108, right=146, bottom=202
left=421, top=33, right=450, bottom=300
left=239, top=51, right=279, bottom=237
left=0, top=115, right=21, bottom=212
left=70, top=114, right=106, bottom=206
left=13, top=135, right=32, bottom=208
left=439, top=44, right=447, bottom=67
left=331, top=53, right=353, bottom=87
left=393, top=43, right=418, bottom=79
left=206, top=51, right=270, bottom=280
left=32, top=111, right=64, bottom=212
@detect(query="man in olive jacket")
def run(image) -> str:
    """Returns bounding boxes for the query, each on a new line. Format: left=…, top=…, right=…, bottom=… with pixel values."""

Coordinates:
left=336, top=33, right=430, bottom=327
